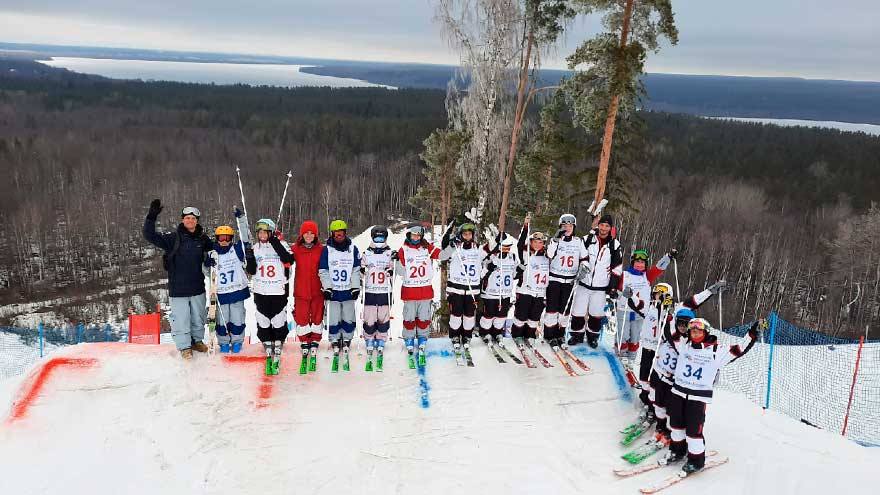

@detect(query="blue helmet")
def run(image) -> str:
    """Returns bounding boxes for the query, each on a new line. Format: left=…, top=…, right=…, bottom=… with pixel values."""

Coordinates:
left=675, top=308, right=696, bottom=322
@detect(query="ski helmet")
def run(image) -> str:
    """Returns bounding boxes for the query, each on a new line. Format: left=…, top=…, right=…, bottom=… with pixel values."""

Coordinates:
left=329, top=219, right=348, bottom=232
left=370, top=225, right=389, bottom=242
left=406, top=225, right=425, bottom=244
left=214, top=225, right=235, bottom=242
left=558, top=213, right=577, bottom=226
left=457, top=222, right=476, bottom=239
left=652, top=283, right=673, bottom=307
left=674, top=307, right=696, bottom=330
left=687, top=318, right=712, bottom=343
left=530, top=231, right=547, bottom=242
left=631, top=249, right=649, bottom=262
left=255, top=218, right=276, bottom=233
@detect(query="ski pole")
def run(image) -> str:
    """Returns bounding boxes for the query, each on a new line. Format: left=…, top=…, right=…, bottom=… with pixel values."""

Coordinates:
left=718, top=285, right=723, bottom=331
left=276, top=170, right=293, bottom=228
left=673, top=258, right=681, bottom=303
left=235, top=165, right=248, bottom=219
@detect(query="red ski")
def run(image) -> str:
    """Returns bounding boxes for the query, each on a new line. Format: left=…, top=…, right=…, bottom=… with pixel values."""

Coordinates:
left=560, top=348, right=592, bottom=373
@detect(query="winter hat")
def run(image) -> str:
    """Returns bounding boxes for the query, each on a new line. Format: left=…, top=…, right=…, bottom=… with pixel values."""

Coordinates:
left=300, top=220, right=319, bottom=237
left=598, top=214, right=614, bottom=227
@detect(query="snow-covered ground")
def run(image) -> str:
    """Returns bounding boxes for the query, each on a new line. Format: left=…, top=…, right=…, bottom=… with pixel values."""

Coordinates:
left=1, top=225, right=877, bottom=494
left=1, top=339, right=877, bottom=495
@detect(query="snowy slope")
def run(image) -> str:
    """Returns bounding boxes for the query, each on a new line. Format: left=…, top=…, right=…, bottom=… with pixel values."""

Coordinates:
left=1, top=340, right=877, bottom=495
left=1, top=226, right=878, bottom=494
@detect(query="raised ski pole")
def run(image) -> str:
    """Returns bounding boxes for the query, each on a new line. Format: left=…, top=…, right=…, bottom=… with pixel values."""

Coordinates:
left=672, top=258, right=681, bottom=303
left=276, top=170, right=293, bottom=227
left=235, top=165, right=248, bottom=218
left=718, top=284, right=723, bottom=330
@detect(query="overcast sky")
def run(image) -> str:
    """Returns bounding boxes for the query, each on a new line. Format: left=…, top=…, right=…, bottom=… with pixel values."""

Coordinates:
left=1, top=1, right=878, bottom=81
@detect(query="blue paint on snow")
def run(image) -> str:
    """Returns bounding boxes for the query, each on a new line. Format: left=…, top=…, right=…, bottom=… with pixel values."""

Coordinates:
left=417, top=363, right=430, bottom=409
left=570, top=345, right=633, bottom=402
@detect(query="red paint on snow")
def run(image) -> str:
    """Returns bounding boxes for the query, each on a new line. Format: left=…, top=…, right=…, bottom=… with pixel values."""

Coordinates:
left=5, top=357, right=99, bottom=425
left=222, top=354, right=275, bottom=408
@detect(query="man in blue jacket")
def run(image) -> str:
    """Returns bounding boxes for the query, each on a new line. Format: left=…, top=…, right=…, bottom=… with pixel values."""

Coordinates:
left=143, top=199, right=212, bottom=359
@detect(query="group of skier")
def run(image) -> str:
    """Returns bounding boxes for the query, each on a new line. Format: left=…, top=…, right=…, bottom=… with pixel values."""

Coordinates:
left=144, top=198, right=762, bottom=474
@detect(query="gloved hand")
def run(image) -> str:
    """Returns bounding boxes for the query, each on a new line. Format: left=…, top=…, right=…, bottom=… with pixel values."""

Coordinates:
left=245, top=246, right=254, bottom=259
left=669, top=248, right=678, bottom=260
left=554, top=228, right=566, bottom=239
left=204, top=256, right=216, bottom=268
left=708, top=280, right=728, bottom=295
left=748, top=318, right=768, bottom=339
left=390, top=250, right=399, bottom=261
left=607, top=288, right=619, bottom=299
left=576, top=263, right=591, bottom=281
left=233, top=206, right=243, bottom=218
left=622, top=286, right=633, bottom=298
left=274, top=230, right=284, bottom=241
left=351, top=288, right=361, bottom=299
left=322, top=289, right=333, bottom=300
left=148, top=199, right=163, bottom=219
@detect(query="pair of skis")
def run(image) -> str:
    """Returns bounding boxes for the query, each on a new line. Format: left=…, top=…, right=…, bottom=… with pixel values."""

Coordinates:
left=408, top=347, right=427, bottom=369
left=454, top=345, right=475, bottom=367
left=298, top=348, right=318, bottom=374
left=615, top=450, right=729, bottom=494
left=364, top=349, right=384, bottom=372
left=550, top=345, right=592, bottom=376
left=331, top=345, right=351, bottom=373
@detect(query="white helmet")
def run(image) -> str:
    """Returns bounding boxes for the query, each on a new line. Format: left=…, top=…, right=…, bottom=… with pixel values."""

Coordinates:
left=559, top=213, right=577, bottom=226
left=500, top=233, right=516, bottom=248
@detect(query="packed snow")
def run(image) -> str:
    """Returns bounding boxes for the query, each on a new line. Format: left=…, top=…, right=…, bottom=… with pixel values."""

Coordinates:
left=1, top=226, right=877, bottom=494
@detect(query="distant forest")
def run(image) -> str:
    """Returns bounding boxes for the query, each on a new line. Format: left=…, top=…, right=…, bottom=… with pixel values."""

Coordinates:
left=0, top=58, right=878, bottom=337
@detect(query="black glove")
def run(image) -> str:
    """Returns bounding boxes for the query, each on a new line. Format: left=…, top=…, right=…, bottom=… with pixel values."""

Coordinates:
left=351, top=288, right=361, bottom=299
left=148, top=199, right=163, bottom=219
left=322, top=289, right=333, bottom=300
left=204, top=257, right=216, bottom=268
left=669, top=248, right=678, bottom=260
left=233, top=206, right=243, bottom=218
left=607, top=288, right=619, bottom=299
left=621, top=286, right=633, bottom=298
left=390, top=250, right=399, bottom=261
left=245, top=246, right=254, bottom=259
left=554, top=228, right=565, bottom=239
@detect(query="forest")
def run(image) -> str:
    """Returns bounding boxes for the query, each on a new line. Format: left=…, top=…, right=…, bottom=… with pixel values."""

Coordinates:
left=0, top=57, right=878, bottom=338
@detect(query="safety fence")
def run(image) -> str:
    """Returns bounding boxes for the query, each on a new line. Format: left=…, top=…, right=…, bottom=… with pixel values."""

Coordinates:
left=711, top=312, right=879, bottom=447
left=0, top=323, right=127, bottom=379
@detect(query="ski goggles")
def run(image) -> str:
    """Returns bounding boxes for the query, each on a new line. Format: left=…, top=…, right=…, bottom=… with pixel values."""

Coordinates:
left=632, top=250, right=649, bottom=261
left=255, top=221, right=273, bottom=232
left=688, top=319, right=710, bottom=332
left=530, top=232, right=547, bottom=242
left=181, top=206, right=201, bottom=218
left=216, top=234, right=233, bottom=243
left=372, top=235, right=387, bottom=244
left=559, top=214, right=576, bottom=225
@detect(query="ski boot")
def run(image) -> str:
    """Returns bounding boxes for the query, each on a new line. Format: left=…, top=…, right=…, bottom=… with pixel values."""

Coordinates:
left=567, top=331, right=585, bottom=347
left=299, top=344, right=310, bottom=374
left=682, top=454, right=705, bottom=474
left=231, top=341, right=243, bottom=353
left=586, top=332, right=599, bottom=349
left=271, top=340, right=283, bottom=375
left=376, top=346, right=384, bottom=371
left=308, top=342, right=318, bottom=372
left=659, top=441, right=687, bottom=466
left=342, top=340, right=351, bottom=371
left=331, top=341, right=341, bottom=373
left=406, top=338, right=416, bottom=369
left=263, top=342, right=274, bottom=375
left=219, top=343, right=231, bottom=353
left=417, top=337, right=427, bottom=367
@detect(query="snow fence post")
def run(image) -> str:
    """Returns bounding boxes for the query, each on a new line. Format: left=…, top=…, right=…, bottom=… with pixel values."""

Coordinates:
left=38, top=323, right=44, bottom=358
left=76, top=323, right=84, bottom=344
left=842, top=335, right=865, bottom=437
left=764, top=311, right=778, bottom=410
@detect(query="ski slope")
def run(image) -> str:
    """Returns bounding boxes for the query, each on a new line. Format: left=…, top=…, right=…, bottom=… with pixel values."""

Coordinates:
left=1, top=339, right=877, bottom=495
left=1, top=226, right=878, bottom=494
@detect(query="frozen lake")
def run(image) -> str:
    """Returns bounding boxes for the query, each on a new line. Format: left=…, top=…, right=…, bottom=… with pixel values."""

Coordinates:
left=41, top=57, right=395, bottom=89
left=708, top=116, right=880, bottom=136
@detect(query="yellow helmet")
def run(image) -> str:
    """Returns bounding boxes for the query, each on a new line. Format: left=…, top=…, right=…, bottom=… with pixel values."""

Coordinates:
left=215, top=225, right=235, bottom=236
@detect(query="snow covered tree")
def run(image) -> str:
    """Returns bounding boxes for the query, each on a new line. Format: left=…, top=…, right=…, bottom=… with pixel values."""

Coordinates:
left=436, top=0, right=522, bottom=228
left=566, top=0, right=678, bottom=222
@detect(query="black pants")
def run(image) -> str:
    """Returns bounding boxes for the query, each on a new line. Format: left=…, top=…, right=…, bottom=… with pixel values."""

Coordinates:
left=667, top=392, right=707, bottom=463
left=447, top=293, right=477, bottom=342
left=512, top=294, right=544, bottom=340
left=255, top=293, right=289, bottom=343
left=479, top=297, right=511, bottom=338
left=545, top=280, right=574, bottom=315
left=637, top=348, right=657, bottom=406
